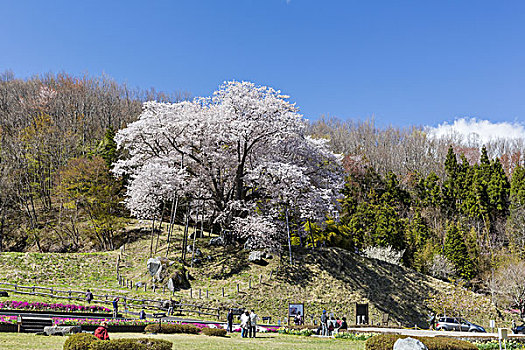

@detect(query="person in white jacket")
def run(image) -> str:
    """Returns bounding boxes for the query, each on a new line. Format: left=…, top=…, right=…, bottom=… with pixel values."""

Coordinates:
left=240, top=310, right=251, bottom=338
left=249, top=310, right=258, bottom=338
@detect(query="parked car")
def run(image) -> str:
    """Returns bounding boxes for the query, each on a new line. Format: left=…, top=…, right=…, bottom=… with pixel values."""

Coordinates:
left=512, top=324, right=525, bottom=334
left=435, top=317, right=486, bottom=332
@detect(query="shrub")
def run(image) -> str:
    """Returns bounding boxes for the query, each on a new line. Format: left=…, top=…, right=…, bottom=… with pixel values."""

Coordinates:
left=473, top=340, right=525, bottom=350
left=201, top=327, right=227, bottom=337
left=89, top=338, right=172, bottom=350
left=335, top=332, right=373, bottom=341
left=366, top=334, right=477, bottom=350
left=278, top=327, right=314, bottom=336
left=63, top=333, right=99, bottom=350
left=144, top=323, right=199, bottom=334
left=363, top=246, right=405, bottom=265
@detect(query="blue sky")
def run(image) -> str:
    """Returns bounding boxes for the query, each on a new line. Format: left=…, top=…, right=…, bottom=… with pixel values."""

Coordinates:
left=2, top=0, right=525, bottom=128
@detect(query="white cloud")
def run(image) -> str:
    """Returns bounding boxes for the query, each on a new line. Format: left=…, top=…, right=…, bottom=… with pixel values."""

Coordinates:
left=427, top=118, right=525, bottom=145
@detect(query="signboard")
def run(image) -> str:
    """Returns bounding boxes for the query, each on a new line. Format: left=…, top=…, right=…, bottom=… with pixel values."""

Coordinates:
left=288, top=303, right=304, bottom=317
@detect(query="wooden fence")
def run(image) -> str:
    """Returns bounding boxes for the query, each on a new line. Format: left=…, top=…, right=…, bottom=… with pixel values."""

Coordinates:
left=0, top=282, right=220, bottom=319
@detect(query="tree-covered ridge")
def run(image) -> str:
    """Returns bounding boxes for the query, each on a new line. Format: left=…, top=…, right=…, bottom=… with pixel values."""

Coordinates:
left=319, top=144, right=525, bottom=288
left=2, top=72, right=525, bottom=301
left=0, top=71, right=187, bottom=252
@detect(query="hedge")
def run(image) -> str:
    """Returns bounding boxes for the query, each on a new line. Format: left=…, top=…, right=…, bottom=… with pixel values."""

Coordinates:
left=89, top=338, right=172, bottom=350
left=144, top=323, right=199, bottom=334
left=63, top=334, right=172, bottom=350
left=201, top=328, right=227, bottom=337
left=365, top=334, right=477, bottom=350
left=63, top=333, right=99, bottom=350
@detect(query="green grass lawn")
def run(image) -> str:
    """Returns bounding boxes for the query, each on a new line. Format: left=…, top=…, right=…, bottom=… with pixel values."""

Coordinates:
left=0, top=332, right=366, bottom=350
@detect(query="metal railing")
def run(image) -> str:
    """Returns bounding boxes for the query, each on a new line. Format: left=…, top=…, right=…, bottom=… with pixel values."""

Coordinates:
left=0, top=282, right=220, bottom=319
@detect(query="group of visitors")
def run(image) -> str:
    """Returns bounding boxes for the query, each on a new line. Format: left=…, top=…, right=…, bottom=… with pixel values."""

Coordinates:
left=319, top=310, right=348, bottom=336
left=294, top=311, right=304, bottom=325
left=227, top=308, right=258, bottom=338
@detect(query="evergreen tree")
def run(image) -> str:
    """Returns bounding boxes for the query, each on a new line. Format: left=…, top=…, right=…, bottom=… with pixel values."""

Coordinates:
left=444, top=222, right=476, bottom=280
left=97, top=127, right=118, bottom=168
left=381, top=172, right=411, bottom=213
left=424, top=172, right=442, bottom=208
left=463, top=165, right=489, bottom=221
left=487, top=157, right=510, bottom=215
left=442, top=146, right=459, bottom=215
left=510, top=166, right=525, bottom=208
left=405, top=212, right=431, bottom=270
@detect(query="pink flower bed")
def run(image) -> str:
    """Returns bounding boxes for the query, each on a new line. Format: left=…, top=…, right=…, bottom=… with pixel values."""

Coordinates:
left=0, top=316, right=17, bottom=325
left=51, top=318, right=278, bottom=332
left=0, top=300, right=110, bottom=313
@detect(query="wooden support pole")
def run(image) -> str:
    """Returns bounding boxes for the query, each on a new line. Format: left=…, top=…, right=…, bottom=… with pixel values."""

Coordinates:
left=237, top=284, right=239, bottom=293
left=222, top=287, right=224, bottom=297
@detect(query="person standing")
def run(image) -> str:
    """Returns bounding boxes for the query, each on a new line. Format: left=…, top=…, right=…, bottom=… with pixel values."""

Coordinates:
left=139, top=309, right=146, bottom=320
left=240, top=310, right=251, bottom=338
left=227, top=309, right=234, bottom=333
left=249, top=309, right=258, bottom=338
left=94, top=321, right=109, bottom=340
left=329, top=316, right=338, bottom=336
left=320, top=310, right=328, bottom=336
left=428, top=313, right=436, bottom=330
left=294, top=311, right=303, bottom=325
left=112, top=297, right=119, bottom=318
left=85, top=289, right=93, bottom=304
left=339, top=317, right=348, bottom=331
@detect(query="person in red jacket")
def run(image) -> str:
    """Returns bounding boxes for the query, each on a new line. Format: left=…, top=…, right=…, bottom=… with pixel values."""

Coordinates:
left=94, top=321, right=109, bottom=340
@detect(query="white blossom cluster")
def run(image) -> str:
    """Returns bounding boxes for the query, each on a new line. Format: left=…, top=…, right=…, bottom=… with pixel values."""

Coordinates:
left=114, top=81, right=344, bottom=248
left=362, top=245, right=405, bottom=266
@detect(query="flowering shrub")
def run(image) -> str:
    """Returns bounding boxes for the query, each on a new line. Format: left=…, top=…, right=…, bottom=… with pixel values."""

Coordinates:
left=52, top=317, right=280, bottom=333
left=278, top=327, right=314, bottom=336
left=0, top=316, right=17, bottom=325
left=335, top=332, right=374, bottom=340
left=474, top=341, right=525, bottom=350
left=0, top=300, right=110, bottom=313
left=53, top=317, right=150, bottom=326
left=144, top=323, right=199, bottom=334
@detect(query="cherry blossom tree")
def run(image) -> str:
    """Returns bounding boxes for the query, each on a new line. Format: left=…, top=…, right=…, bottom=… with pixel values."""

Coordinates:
left=114, top=81, right=343, bottom=250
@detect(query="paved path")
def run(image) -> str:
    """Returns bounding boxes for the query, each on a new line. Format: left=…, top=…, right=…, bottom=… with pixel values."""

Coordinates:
left=347, top=327, right=525, bottom=339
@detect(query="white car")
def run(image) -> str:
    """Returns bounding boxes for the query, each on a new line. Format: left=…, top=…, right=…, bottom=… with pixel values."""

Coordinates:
left=435, top=317, right=486, bottom=332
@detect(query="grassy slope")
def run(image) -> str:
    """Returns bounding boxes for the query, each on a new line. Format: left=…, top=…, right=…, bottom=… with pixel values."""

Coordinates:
left=0, top=333, right=366, bottom=350
left=0, top=222, right=451, bottom=326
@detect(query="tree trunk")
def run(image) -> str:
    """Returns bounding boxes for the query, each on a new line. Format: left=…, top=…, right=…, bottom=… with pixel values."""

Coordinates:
left=166, top=197, right=179, bottom=257
left=285, top=207, right=293, bottom=265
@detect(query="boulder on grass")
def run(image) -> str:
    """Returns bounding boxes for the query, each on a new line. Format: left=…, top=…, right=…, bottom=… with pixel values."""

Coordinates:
left=209, top=236, right=225, bottom=247
left=147, top=258, right=162, bottom=277
left=44, top=325, right=81, bottom=336
left=248, top=251, right=266, bottom=265
left=393, top=337, right=428, bottom=350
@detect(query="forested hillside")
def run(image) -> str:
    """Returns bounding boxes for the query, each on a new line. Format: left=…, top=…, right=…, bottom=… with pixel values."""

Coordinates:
left=2, top=72, right=525, bottom=315
left=0, top=71, right=188, bottom=252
